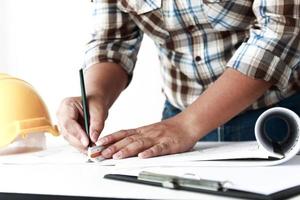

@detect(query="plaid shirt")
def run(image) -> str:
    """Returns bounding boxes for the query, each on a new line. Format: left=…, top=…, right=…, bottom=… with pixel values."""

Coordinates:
left=85, top=0, right=300, bottom=110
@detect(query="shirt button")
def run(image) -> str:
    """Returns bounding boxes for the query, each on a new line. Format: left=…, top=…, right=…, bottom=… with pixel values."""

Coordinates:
left=187, top=25, right=196, bottom=32
left=195, top=56, right=201, bottom=62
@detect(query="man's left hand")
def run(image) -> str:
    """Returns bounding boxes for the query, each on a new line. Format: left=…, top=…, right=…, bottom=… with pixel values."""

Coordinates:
left=97, top=117, right=199, bottom=159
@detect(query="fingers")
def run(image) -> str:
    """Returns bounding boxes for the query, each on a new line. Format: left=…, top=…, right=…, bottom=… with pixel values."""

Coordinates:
left=138, top=143, right=171, bottom=158
left=57, top=98, right=88, bottom=148
left=57, top=97, right=82, bottom=121
left=100, top=127, right=173, bottom=159
left=57, top=97, right=107, bottom=151
left=101, top=131, right=153, bottom=159
left=97, top=129, right=136, bottom=146
left=59, top=118, right=89, bottom=149
left=89, top=107, right=105, bottom=143
left=112, top=138, right=153, bottom=159
left=98, top=120, right=196, bottom=159
left=100, top=130, right=137, bottom=157
left=100, top=125, right=173, bottom=159
left=87, top=95, right=108, bottom=143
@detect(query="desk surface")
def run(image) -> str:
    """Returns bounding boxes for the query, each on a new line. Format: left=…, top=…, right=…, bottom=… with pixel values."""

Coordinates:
left=0, top=163, right=235, bottom=200
left=0, top=140, right=300, bottom=200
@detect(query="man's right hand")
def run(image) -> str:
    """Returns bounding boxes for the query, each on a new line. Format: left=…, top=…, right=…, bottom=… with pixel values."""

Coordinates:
left=56, top=63, right=129, bottom=153
left=56, top=96, right=108, bottom=153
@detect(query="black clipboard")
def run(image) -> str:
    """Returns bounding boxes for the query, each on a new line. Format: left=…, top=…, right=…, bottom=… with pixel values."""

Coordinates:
left=104, top=173, right=300, bottom=200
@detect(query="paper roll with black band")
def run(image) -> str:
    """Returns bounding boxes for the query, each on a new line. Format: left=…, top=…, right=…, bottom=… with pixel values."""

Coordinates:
left=255, top=107, right=300, bottom=160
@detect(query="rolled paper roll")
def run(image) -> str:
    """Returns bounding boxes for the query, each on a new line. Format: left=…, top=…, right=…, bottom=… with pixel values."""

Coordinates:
left=255, top=107, right=300, bottom=164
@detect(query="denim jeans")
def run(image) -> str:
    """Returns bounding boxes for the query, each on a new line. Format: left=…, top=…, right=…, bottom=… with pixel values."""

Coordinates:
left=162, top=92, right=300, bottom=141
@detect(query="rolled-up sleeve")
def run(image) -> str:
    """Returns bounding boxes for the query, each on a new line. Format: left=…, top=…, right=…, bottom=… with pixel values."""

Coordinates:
left=227, top=0, right=300, bottom=90
left=84, top=0, right=143, bottom=80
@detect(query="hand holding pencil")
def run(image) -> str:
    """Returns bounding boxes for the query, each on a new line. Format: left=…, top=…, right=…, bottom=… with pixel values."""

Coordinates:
left=56, top=69, right=108, bottom=153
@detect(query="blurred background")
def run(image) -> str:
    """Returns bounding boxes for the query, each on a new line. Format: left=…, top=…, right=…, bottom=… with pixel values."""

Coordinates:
left=0, top=0, right=164, bottom=145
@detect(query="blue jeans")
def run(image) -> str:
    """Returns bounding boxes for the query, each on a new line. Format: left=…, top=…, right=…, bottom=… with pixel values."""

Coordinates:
left=162, top=92, right=300, bottom=141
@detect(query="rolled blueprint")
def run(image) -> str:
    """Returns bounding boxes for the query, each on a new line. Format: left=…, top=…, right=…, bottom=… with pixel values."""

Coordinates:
left=255, top=107, right=300, bottom=165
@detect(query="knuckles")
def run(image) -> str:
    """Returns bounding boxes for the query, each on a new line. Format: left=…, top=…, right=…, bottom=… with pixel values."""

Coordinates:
left=56, top=97, right=79, bottom=117
left=61, top=97, right=78, bottom=107
left=145, top=148, right=154, bottom=156
left=135, top=139, right=145, bottom=147
left=160, top=142, right=169, bottom=151
left=125, top=136, right=136, bottom=143
left=120, top=148, right=130, bottom=156
left=107, top=145, right=117, bottom=154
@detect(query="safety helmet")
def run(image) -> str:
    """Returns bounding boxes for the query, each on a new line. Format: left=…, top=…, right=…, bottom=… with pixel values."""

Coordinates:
left=0, top=73, right=59, bottom=148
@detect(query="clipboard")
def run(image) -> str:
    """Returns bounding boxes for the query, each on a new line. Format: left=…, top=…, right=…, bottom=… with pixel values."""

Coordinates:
left=104, top=171, right=300, bottom=200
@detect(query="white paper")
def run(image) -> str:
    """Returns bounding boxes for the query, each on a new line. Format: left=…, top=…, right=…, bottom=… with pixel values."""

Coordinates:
left=97, top=142, right=297, bottom=167
left=0, top=145, right=88, bottom=165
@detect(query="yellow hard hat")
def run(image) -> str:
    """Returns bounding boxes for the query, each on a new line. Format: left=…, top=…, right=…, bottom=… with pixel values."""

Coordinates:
left=0, top=73, right=59, bottom=148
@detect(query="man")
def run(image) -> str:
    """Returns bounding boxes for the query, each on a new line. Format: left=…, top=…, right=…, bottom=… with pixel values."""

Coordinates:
left=57, top=0, right=300, bottom=159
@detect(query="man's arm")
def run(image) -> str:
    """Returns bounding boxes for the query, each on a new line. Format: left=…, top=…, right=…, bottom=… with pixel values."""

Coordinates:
left=178, top=68, right=271, bottom=140
left=85, top=63, right=128, bottom=110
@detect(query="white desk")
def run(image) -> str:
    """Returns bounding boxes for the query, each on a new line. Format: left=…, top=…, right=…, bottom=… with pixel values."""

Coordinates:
left=0, top=163, right=239, bottom=200
left=0, top=140, right=300, bottom=200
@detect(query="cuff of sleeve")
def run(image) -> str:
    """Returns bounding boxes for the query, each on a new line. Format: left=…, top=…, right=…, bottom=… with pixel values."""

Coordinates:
left=84, top=50, right=135, bottom=85
left=227, top=43, right=292, bottom=90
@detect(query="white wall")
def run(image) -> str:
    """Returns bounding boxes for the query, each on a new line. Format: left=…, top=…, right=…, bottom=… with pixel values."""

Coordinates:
left=0, top=0, right=164, bottom=141
left=0, top=1, right=8, bottom=71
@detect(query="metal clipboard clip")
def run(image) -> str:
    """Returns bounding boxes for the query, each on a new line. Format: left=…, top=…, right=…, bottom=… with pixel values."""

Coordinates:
left=138, top=171, right=227, bottom=192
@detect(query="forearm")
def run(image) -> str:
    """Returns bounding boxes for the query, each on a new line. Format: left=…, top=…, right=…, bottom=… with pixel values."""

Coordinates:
left=179, top=68, right=272, bottom=139
left=85, top=63, right=128, bottom=109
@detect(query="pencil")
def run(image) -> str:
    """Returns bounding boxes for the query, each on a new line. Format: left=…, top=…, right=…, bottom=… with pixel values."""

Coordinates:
left=79, top=68, right=91, bottom=146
